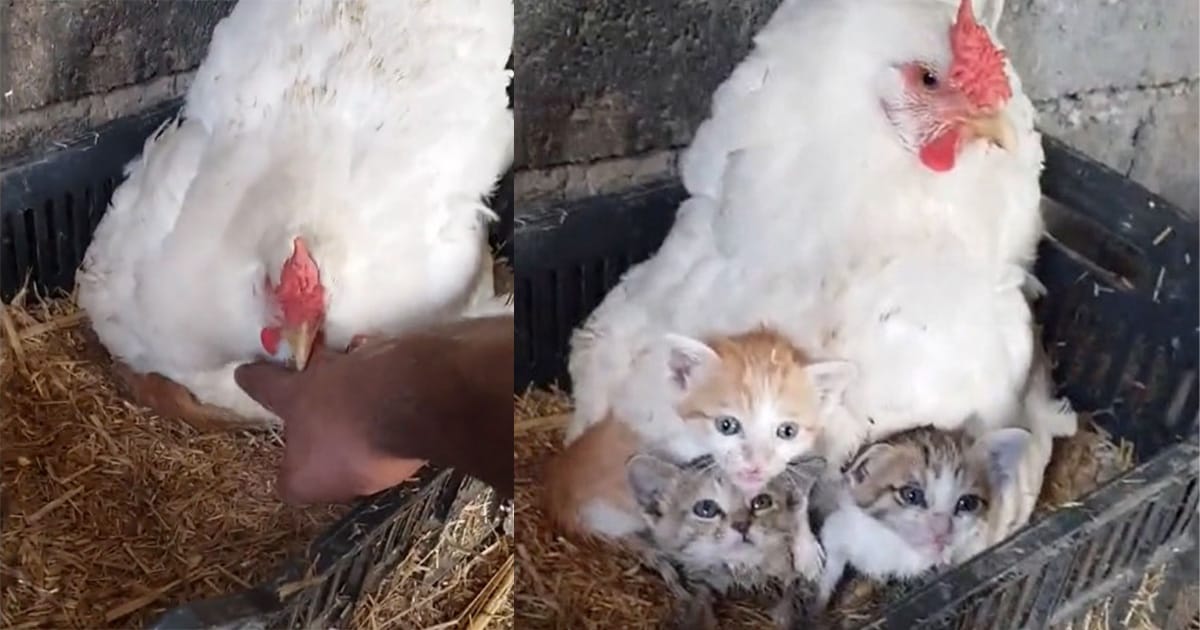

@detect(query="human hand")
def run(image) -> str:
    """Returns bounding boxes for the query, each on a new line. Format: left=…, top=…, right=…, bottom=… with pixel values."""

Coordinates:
left=235, top=315, right=514, bottom=504
left=234, top=342, right=423, bottom=504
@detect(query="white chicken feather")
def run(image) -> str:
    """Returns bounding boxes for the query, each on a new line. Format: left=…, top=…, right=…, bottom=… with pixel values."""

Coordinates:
left=567, top=0, right=1075, bottom=541
left=78, top=0, right=513, bottom=426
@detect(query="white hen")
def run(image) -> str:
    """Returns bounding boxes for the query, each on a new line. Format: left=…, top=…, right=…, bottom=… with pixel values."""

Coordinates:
left=567, top=0, right=1075, bottom=541
left=78, top=0, right=513, bottom=427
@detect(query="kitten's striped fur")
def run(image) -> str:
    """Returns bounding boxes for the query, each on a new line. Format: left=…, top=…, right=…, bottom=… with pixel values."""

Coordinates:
left=815, top=424, right=1031, bottom=608
left=845, top=427, right=993, bottom=517
left=628, top=453, right=824, bottom=629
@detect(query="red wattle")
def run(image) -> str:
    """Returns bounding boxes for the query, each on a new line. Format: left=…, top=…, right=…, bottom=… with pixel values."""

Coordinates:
left=261, top=327, right=281, bottom=354
left=919, top=128, right=960, bottom=172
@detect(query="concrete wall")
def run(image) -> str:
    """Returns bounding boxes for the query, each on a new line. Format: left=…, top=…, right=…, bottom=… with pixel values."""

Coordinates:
left=516, top=0, right=1199, bottom=216
left=0, top=0, right=235, bottom=163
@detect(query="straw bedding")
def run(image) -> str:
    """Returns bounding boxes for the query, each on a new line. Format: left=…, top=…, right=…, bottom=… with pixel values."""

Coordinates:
left=1, top=290, right=510, bottom=629
left=1066, top=563, right=1196, bottom=630
left=514, top=388, right=1136, bottom=629
left=352, top=490, right=514, bottom=630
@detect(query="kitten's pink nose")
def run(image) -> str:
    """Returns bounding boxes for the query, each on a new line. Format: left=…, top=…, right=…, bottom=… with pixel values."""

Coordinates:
left=732, top=520, right=751, bottom=535
left=736, top=469, right=765, bottom=490
left=931, top=514, right=953, bottom=540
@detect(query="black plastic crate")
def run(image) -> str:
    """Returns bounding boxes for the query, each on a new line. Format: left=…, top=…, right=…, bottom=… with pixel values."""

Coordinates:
left=514, top=136, right=1199, bottom=628
left=1, top=101, right=513, bottom=627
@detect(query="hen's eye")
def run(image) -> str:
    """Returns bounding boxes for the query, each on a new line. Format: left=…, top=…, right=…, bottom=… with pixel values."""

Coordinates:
left=692, top=499, right=722, bottom=519
left=919, top=67, right=939, bottom=89
left=776, top=422, right=799, bottom=440
left=897, top=485, right=926, bottom=507
left=750, top=494, right=774, bottom=511
left=714, top=415, right=742, bottom=435
left=956, top=494, right=984, bottom=514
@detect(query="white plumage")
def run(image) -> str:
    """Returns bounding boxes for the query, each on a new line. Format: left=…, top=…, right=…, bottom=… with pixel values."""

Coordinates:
left=78, top=0, right=513, bottom=426
left=567, top=0, right=1075, bottom=541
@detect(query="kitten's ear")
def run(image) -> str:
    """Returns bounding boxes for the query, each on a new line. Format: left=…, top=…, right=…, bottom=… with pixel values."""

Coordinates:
left=662, top=333, right=719, bottom=391
left=785, top=455, right=827, bottom=483
left=804, top=360, right=857, bottom=413
left=971, top=427, right=1031, bottom=491
left=783, top=455, right=827, bottom=497
left=626, top=454, right=681, bottom=513
left=844, top=443, right=895, bottom=486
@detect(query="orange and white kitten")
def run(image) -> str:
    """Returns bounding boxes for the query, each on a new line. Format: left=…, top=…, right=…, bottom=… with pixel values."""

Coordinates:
left=546, top=328, right=855, bottom=577
left=638, top=328, right=854, bottom=492
left=619, top=328, right=856, bottom=494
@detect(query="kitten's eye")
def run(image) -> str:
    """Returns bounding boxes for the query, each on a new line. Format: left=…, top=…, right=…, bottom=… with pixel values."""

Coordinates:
left=920, top=67, right=939, bottom=89
left=692, top=499, right=722, bottom=519
left=750, top=494, right=774, bottom=511
left=956, top=494, right=984, bottom=514
left=897, top=485, right=926, bottom=507
left=714, top=415, right=742, bottom=435
left=776, top=422, right=799, bottom=440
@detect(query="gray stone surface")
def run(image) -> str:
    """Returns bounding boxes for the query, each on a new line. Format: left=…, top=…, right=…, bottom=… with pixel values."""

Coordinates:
left=1, top=0, right=234, bottom=161
left=1126, top=84, right=1200, bottom=216
left=1036, top=87, right=1160, bottom=178
left=999, top=0, right=1199, bottom=102
left=1036, top=80, right=1199, bottom=215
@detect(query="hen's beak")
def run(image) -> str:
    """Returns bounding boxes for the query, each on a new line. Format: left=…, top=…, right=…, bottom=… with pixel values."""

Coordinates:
left=965, top=110, right=1016, bottom=151
left=282, top=321, right=317, bottom=371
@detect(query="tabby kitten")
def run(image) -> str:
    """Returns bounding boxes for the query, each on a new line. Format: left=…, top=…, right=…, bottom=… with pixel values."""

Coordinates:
left=814, top=425, right=1031, bottom=609
left=627, top=453, right=824, bottom=629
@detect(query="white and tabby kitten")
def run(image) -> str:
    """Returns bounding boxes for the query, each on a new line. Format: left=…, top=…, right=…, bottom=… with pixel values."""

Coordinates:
left=627, top=453, right=824, bottom=629
left=814, top=425, right=1030, bottom=609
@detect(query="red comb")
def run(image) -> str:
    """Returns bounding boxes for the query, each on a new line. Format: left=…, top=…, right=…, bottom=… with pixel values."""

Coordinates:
left=274, top=237, right=325, bottom=325
left=948, top=0, right=1011, bottom=109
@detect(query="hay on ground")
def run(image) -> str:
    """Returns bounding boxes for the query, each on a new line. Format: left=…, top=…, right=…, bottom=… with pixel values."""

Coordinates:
left=1, top=292, right=346, bottom=628
left=352, top=490, right=514, bottom=630
left=1036, top=414, right=1135, bottom=514
left=513, top=389, right=1137, bottom=629
left=1, top=291, right=509, bottom=629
